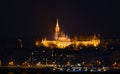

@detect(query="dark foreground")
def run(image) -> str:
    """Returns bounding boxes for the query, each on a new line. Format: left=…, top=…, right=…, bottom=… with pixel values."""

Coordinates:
left=0, top=67, right=120, bottom=74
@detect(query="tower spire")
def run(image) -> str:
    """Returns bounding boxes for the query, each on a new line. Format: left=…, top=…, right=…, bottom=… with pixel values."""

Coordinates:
left=56, top=18, right=60, bottom=32
left=55, top=18, right=60, bottom=40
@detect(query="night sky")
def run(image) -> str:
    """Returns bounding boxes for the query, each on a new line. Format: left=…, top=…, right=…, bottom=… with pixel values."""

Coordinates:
left=1, top=0, right=119, bottom=47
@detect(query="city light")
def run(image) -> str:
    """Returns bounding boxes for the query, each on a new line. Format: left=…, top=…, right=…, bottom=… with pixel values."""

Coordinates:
left=35, top=19, right=100, bottom=49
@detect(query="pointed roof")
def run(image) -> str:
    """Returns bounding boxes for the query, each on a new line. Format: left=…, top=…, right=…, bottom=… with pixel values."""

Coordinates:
left=55, top=18, right=60, bottom=32
left=56, top=18, right=59, bottom=27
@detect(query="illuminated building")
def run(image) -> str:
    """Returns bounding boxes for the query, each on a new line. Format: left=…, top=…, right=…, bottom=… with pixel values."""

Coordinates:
left=35, top=19, right=100, bottom=49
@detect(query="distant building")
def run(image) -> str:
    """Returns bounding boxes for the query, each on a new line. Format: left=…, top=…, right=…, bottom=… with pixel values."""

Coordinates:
left=35, top=19, right=100, bottom=49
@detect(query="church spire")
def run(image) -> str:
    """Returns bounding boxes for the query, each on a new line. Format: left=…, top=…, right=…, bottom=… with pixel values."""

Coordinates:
left=55, top=18, right=60, bottom=40
left=55, top=18, right=60, bottom=33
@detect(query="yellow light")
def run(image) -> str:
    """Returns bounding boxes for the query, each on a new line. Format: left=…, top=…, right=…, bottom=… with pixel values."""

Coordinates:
left=9, top=61, right=14, bottom=66
left=35, top=18, right=101, bottom=49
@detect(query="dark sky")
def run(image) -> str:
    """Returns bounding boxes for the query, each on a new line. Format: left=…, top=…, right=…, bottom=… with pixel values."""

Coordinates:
left=0, top=0, right=119, bottom=47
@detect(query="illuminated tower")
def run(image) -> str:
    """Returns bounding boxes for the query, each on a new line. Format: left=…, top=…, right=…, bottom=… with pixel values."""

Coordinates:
left=55, top=19, right=60, bottom=40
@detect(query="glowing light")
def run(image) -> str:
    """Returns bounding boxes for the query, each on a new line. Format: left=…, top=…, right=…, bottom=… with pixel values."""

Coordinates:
left=8, top=61, right=14, bottom=66
left=35, top=19, right=100, bottom=49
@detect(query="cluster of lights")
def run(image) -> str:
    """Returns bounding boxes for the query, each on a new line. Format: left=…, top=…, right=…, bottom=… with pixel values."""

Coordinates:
left=35, top=19, right=100, bottom=49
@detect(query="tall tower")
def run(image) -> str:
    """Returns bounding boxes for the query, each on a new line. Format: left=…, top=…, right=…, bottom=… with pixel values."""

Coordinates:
left=55, top=19, right=60, bottom=40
